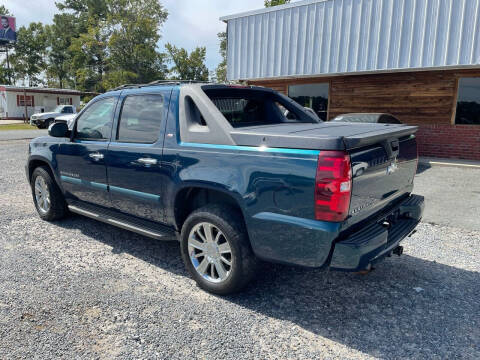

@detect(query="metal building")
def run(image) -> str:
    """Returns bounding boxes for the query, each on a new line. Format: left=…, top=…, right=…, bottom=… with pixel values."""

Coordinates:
left=221, top=0, right=480, bottom=160
left=221, top=0, right=480, bottom=81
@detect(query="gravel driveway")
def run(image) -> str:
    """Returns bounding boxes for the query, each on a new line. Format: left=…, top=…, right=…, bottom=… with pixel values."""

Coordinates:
left=0, top=129, right=47, bottom=141
left=1, top=140, right=479, bottom=359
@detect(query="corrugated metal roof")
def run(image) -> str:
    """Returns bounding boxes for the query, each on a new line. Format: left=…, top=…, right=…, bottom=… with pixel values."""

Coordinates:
left=222, top=0, right=480, bottom=81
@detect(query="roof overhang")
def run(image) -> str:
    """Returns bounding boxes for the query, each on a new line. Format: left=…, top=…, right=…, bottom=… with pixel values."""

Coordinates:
left=0, top=86, right=97, bottom=96
left=220, top=0, right=327, bottom=22
left=240, top=65, right=480, bottom=82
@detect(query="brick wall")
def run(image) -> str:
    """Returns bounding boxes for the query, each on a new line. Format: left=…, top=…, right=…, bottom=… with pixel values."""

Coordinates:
left=249, top=69, right=480, bottom=161
left=416, top=124, right=480, bottom=160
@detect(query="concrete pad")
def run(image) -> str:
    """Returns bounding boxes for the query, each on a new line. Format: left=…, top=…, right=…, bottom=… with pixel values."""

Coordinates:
left=419, top=157, right=480, bottom=169
left=414, top=163, right=480, bottom=231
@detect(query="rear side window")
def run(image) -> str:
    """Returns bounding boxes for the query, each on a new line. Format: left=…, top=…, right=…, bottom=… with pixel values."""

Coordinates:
left=211, top=98, right=265, bottom=127
left=204, top=87, right=319, bottom=128
left=117, top=95, right=164, bottom=143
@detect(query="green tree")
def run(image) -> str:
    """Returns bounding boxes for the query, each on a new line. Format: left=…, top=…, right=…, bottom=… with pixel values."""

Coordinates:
left=4, top=0, right=171, bottom=90
left=0, top=62, right=11, bottom=84
left=54, top=0, right=169, bottom=91
left=45, top=14, right=80, bottom=88
left=215, top=31, right=227, bottom=82
left=56, top=0, right=108, bottom=23
left=264, top=0, right=290, bottom=7
left=104, top=0, right=168, bottom=88
left=10, top=23, right=48, bottom=86
left=0, top=5, right=11, bottom=15
left=56, top=0, right=109, bottom=91
left=165, top=43, right=209, bottom=81
left=69, top=23, right=109, bottom=92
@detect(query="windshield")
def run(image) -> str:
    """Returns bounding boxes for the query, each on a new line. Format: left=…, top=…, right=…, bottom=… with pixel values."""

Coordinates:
left=53, top=105, right=74, bottom=114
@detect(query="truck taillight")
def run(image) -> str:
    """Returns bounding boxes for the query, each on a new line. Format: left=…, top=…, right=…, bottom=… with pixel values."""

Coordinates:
left=315, top=151, right=352, bottom=222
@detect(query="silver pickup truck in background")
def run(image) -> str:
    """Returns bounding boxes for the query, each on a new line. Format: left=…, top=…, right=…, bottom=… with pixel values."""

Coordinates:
left=30, top=105, right=76, bottom=129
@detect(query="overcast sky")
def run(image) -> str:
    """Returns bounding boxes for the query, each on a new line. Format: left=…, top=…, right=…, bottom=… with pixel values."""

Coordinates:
left=2, top=0, right=268, bottom=71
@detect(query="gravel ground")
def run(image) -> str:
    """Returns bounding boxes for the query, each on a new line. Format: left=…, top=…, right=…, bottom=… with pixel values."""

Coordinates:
left=1, top=140, right=479, bottom=359
left=0, top=129, right=47, bottom=142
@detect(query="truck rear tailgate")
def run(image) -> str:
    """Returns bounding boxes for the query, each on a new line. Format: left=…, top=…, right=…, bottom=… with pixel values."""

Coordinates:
left=345, top=132, right=418, bottom=228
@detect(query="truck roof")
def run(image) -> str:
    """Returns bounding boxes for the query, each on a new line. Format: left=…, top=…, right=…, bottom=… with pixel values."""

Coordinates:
left=106, top=81, right=270, bottom=94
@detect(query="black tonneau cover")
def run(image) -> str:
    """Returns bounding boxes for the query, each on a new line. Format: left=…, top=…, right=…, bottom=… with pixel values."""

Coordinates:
left=230, top=122, right=418, bottom=151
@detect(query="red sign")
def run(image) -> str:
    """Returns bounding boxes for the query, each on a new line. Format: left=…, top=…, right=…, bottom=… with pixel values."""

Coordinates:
left=0, top=15, right=16, bottom=43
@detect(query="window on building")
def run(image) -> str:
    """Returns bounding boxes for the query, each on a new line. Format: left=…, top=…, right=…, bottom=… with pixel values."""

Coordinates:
left=75, top=97, right=116, bottom=140
left=117, top=95, right=164, bottom=143
left=288, top=83, right=329, bottom=121
left=58, top=97, right=73, bottom=105
left=17, top=95, right=34, bottom=107
left=455, top=78, right=480, bottom=125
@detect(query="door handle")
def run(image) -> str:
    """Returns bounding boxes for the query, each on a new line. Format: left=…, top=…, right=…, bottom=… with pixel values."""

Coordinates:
left=137, top=157, right=158, bottom=166
left=89, top=152, right=104, bottom=161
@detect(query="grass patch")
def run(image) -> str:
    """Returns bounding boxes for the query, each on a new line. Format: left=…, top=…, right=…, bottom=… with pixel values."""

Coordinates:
left=0, top=123, right=38, bottom=131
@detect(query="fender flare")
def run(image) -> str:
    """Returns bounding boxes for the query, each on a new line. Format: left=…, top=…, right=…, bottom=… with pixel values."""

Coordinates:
left=27, top=155, right=63, bottom=191
left=170, top=181, right=248, bottom=229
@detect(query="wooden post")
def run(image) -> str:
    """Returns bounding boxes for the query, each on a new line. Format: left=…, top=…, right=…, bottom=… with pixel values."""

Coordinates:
left=23, top=87, right=28, bottom=124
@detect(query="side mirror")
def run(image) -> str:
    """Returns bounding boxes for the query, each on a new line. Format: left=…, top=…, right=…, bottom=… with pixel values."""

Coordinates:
left=48, top=122, right=70, bottom=138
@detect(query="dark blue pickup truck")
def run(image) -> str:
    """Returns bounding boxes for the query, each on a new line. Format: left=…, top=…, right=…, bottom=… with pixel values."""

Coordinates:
left=26, top=83, right=424, bottom=294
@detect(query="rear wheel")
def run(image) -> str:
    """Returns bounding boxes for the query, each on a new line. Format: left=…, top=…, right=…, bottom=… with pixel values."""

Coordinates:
left=31, top=166, right=67, bottom=221
left=180, top=204, right=258, bottom=295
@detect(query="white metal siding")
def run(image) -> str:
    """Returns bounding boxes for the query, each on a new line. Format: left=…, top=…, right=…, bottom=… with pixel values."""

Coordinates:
left=3, top=92, right=81, bottom=118
left=224, top=0, right=480, bottom=80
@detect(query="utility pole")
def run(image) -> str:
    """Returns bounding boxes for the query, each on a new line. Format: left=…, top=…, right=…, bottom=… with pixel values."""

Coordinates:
left=5, top=45, right=11, bottom=85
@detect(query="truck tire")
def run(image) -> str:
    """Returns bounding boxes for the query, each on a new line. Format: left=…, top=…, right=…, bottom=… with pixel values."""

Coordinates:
left=31, top=166, right=67, bottom=221
left=180, top=204, right=258, bottom=295
left=45, top=118, right=54, bottom=129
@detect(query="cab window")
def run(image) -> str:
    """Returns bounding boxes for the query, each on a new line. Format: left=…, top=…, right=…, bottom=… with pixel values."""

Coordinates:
left=116, top=94, right=164, bottom=143
left=75, top=97, right=116, bottom=140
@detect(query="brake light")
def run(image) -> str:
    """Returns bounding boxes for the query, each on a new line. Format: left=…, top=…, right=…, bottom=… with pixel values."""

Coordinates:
left=315, top=151, right=352, bottom=222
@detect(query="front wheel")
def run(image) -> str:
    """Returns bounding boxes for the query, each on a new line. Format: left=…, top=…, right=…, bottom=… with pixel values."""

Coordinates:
left=44, top=119, right=54, bottom=129
left=31, top=166, right=67, bottom=221
left=180, top=204, right=258, bottom=295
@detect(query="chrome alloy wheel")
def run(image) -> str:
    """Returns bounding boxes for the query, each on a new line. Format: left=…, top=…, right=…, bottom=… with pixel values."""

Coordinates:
left=188, top=222, right=233, bottom=283
left=34, top=176, right=51, bottom=214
